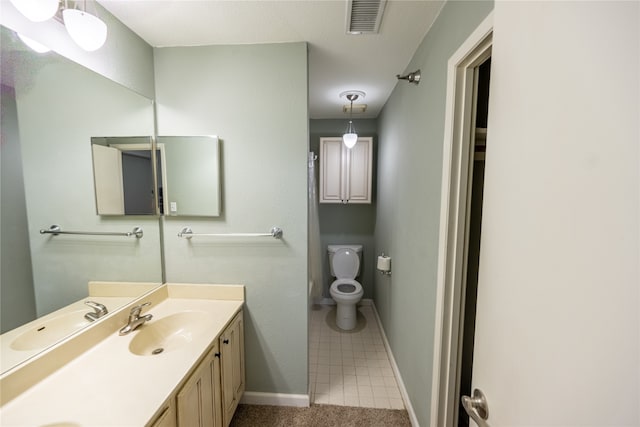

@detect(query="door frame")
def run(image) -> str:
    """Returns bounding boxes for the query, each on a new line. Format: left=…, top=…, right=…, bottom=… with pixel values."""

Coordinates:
left=430, top=13, right=493, bottom=427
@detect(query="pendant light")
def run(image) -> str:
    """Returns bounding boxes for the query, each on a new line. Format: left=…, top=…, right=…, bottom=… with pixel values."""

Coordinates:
left=63, top=0, right=107, bottom=51
left=342, top=93, right=359, bottom=149
left=9, top=0, right=59, bottom=22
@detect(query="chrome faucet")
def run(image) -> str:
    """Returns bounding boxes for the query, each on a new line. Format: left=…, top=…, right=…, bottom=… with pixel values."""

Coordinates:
left=119, top=302, right=153, bottom=335
left=84, top=301, right=108, bottom=322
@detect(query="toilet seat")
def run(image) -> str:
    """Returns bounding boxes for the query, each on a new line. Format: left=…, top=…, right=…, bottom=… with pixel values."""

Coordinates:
left=330, top=278, right=362, bottom=295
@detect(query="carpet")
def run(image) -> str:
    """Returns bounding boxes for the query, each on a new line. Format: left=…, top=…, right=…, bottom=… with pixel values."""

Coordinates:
left=230, top=403, right=412, bottom=427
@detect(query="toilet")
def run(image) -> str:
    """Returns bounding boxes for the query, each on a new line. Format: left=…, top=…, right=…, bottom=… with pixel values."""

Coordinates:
left=328, top=245, right=364, bottom=331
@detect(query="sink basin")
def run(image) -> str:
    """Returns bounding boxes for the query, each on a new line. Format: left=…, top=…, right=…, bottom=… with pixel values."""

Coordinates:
left=128, top=311, right=208, bottom=356
left=10, top=310, right=91, bottom=351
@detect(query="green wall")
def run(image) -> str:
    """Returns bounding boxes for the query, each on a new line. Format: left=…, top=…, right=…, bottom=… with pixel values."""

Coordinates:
left=0, top=84, right=36, bottom=333
left=154, top=42, right=309, bottom=395
left=374, top=1, right=493, bottom=424
left=309, top=119, right=378, bottom=299
left=13, top=50, right=160, bottom=317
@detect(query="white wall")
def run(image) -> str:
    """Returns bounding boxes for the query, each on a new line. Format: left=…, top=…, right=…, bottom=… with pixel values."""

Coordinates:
left=154, top=42, right=309, bottom=395
left=472, top=2, right=639, bottom=424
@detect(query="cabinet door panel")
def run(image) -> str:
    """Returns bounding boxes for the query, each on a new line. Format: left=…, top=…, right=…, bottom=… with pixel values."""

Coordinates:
left=177, top=351, right=215, bottom=427
left=149, top=402, right=176, bottom=427
left=320, top=138, right=345, bottom=203
left=346, top=138, right=372, bottom=203
left=221, top=312, right=245, bottom=427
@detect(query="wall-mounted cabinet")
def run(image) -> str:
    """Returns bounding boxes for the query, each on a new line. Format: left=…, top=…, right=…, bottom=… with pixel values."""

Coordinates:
left=319, top=137, right=373, bottom=204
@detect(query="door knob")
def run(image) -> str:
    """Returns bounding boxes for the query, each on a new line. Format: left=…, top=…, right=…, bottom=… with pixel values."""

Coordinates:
left=461, top=388, right=490, bottom=427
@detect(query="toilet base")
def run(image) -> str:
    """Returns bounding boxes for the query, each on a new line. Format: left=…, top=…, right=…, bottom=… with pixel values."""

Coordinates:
left=336, top=303, right=357, bottom=331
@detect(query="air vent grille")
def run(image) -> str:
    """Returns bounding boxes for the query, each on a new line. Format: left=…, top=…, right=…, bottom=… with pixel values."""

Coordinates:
left=347, top=0, right=387, bottom=34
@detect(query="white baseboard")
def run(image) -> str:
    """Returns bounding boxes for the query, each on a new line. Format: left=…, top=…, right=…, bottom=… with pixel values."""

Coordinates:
left=240, top=391, right=310, bottom=407
left=370, top=303, right=420, bottom=427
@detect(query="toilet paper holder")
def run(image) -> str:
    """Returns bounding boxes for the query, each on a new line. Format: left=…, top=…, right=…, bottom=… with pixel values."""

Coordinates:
left=377, top=253, right=392, bottom=276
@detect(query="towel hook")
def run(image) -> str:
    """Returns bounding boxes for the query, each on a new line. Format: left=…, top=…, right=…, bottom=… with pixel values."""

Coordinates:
left=396, top=69, right=421, bottom=85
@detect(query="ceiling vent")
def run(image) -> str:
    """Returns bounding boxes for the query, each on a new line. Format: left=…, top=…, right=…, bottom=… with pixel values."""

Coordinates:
left=346, top=0, right=387, bottom=34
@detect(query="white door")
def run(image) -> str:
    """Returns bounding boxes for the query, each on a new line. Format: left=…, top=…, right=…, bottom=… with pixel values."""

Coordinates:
left=466, top=2, right=639, bottom=425
left=91, top=144, right=124, bottom=215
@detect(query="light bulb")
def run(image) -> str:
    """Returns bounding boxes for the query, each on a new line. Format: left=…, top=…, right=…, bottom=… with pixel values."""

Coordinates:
left=17, top=33, right=51, bottom=53
left=343, top=132, right=358, bottom=149
left=9, top=0, right=59, bottom=22
left=63, top=9, right=107, bottom=51
left=343, top=120, right=358, bottom=148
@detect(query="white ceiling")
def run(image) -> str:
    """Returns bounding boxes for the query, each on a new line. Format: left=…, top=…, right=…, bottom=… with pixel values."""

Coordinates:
left=98, top=0, right=444, bottom=119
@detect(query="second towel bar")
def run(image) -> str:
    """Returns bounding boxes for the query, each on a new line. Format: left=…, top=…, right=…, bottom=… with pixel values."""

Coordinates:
left=178, top=226, right=283, bottom=240
left=40, top=225, right=144, bottom=238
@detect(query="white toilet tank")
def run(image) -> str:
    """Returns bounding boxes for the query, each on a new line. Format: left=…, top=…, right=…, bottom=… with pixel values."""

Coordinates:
left=328, top=245, right=363, bottom=277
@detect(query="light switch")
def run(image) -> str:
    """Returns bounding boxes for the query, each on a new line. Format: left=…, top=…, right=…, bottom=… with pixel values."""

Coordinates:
left=170, top=201, right=177, bottom=213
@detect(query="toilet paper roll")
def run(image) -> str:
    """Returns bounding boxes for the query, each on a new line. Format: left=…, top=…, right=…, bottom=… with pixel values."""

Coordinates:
left=377, top=255, right=391, bottom=272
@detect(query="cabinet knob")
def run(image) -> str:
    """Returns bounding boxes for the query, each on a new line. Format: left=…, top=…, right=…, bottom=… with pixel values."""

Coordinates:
left=223, top=339, right=230, bottom=344
left=215, top=352, right=221, bottom=358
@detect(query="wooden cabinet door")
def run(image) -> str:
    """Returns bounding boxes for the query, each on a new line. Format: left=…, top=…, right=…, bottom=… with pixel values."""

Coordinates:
left=220, top=312, right=245, bottom=427
left=319, top=137, right=345, bottom=203
left=345, top=137, right=372, bottom=203
left=177, top=347, right=220, bottom=427
left=319, top=137, right=372, bottom=204
left=148, top=401, right=177, bottom=427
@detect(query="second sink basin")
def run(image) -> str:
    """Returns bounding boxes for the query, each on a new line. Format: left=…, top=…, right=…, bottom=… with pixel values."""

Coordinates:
left=11, top=310, right=91, bottom=351
left=128, top=311, right=208, bottom=356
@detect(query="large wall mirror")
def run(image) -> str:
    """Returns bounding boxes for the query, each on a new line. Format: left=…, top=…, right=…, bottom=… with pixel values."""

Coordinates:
left=90, top=135, right=221, bottom=217
left=0, top=26, right=162, bottom=374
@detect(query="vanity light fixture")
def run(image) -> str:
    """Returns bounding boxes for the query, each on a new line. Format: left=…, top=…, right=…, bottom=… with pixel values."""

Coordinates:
left=341, top=90, right=365, bottom=149
left=63, top=0, right=107, bottom=52
left=9, top=0, right=59, bottom=22
left=10, top=0, right=108, bottom=52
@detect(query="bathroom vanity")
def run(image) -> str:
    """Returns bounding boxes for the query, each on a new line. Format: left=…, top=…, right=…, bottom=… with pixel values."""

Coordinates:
left=0, top=283, right=245, bottom=427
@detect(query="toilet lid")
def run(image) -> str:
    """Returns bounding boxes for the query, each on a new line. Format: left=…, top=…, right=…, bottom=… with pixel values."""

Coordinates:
left=332, top=248, right=360, bottom=279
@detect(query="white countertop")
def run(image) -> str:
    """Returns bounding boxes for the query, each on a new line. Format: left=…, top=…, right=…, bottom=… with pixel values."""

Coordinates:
left=0, top=297, right=243, bottom=426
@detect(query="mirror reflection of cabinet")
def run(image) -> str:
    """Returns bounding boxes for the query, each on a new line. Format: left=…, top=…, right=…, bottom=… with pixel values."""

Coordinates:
left=90, top=136, right=221, bottom=217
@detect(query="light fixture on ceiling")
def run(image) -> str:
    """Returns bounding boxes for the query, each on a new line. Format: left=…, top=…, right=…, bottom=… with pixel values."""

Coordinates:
left=63, top=0, right=107, bottom=52
left=340, top=90, right=365, bottom=149
left=9, top=0, right=59, bottom=22
left=9, top=0, right=108, bottom=52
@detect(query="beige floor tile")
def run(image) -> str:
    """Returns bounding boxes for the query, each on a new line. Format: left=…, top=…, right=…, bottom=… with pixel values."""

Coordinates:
left=310, top=304, right=404, bottom=410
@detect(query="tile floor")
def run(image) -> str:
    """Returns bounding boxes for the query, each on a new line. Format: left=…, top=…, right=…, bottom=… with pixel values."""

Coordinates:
left=309, top=303, right=405, bottom=410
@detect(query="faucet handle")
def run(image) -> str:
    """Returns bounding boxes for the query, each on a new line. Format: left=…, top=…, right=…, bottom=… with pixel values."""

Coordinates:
left=85, top=301, right=108, bottom=315
left=130, top=301, right=151, bottom=316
